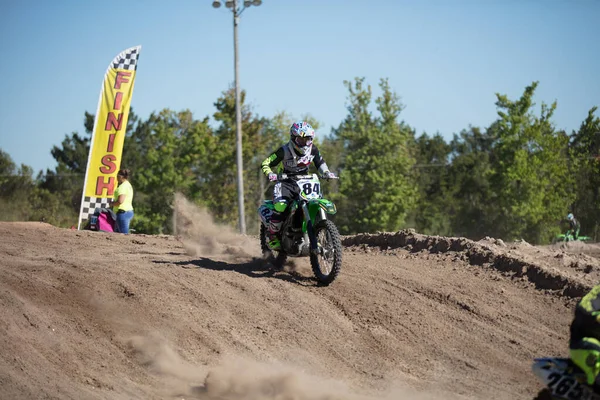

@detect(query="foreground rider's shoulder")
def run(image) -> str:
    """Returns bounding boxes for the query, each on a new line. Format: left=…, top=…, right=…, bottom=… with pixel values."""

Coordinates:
left=274, top=146, right=284, bottom=155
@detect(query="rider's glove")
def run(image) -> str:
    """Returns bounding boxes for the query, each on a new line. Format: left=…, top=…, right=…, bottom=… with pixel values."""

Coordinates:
left=323, top=171, right=337, bottom=179
left=267, top=173, right=278, bottom=182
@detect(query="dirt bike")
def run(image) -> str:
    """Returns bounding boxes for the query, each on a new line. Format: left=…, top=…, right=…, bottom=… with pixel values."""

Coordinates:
left=258, top=173, right=342, bottom=285
left=532, top=357, right=600, bottom=400
left=554, top=234, right=592, bottom=243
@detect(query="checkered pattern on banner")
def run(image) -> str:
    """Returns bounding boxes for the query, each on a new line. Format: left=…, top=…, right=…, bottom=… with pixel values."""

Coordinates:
left=81, top=196, right=111, bottom=220
left=112, top=47, right=140, bottom=71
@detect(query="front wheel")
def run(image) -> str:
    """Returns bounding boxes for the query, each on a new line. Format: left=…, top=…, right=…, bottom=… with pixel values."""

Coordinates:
left=310, top=220, right=342, bottom=285
left=532, top=389, right=553, bottom=400
left=260, top=224, right=287, bottom=269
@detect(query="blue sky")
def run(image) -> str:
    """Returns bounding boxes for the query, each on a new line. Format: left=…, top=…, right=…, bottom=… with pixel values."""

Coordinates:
left=1, top=0, right=599, bottom=174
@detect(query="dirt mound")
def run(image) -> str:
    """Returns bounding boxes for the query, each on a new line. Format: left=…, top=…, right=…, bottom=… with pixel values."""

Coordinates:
left=343, top=230, right=600, bottom=298
left=0, top=211, right=579, bottom=399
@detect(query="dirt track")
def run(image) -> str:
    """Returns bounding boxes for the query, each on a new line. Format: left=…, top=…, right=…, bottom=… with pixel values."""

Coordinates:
left=2, top=201, right=600, bottom=399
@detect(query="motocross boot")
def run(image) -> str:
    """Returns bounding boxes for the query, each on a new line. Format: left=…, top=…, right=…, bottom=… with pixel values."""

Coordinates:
left=267, top=213, right=283, bottom=250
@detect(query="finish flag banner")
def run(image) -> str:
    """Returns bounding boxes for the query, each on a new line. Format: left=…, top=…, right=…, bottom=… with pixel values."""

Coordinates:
left=77, top=45, right=141, bottom=229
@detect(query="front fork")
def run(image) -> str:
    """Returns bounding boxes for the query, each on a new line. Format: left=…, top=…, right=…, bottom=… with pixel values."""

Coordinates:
left=302, top=203, right=326, bottom=255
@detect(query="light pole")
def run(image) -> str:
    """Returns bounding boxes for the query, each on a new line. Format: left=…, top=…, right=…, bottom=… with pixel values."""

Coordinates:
left=212, top=0, right=262, bottom=235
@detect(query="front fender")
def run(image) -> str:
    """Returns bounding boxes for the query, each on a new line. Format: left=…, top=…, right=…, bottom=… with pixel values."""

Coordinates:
left=306, top=199, right=336, bottom=225
left=318, top=199, right=337, bottom=215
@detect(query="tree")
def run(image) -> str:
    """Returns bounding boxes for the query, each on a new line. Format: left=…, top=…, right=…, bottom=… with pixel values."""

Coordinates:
left=443, top=126, right=497, bottom=239
left=411, top=132, right=452, bottom=235
left=0, top=149, right=17, bottom=196
left=333, top=77, right=417, bottom=234
left=0, top=150, right=72, bottom=225
left=207, top=86, right=266, bottom=232
left=124, top=109, right=213, bottom=234
left=569, top=106, right=600, bottom=239
left=489, top=82, right=574, bottom=243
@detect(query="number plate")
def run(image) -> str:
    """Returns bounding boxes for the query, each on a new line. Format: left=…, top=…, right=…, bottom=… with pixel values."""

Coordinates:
left=547, top=372, right=590, bottom=400
left=296, top=174, right=321, bottom=200
left=258, top=205, right=273, bottom=224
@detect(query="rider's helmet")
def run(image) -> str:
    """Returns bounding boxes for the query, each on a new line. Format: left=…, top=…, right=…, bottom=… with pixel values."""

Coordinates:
left=567, top=213, right=574, bottom=221
left=289, top=121, right=315, bottom=155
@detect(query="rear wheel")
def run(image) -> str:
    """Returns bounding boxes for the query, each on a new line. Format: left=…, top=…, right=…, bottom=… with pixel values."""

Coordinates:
left=260, top=224, right=287, bottom=269
left=310, top=220, right=342, bottom=285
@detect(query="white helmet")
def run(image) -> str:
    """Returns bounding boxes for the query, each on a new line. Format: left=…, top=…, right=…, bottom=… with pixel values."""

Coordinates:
left=289, top=121, right=315, bottom=155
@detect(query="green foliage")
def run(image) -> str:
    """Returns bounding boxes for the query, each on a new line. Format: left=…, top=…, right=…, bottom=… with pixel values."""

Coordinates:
left=0, top=151, right=77, bottom=226
left=333, top=77, right=417, bottom=234
left=489, top=82, right=574, bottom=243
left=40, top=128, right=89, bottom=214
left=208, top=86, right=268, bottom=233
left=570, top=106, right=600, bottom=240
left=0, top=152, right=37, bottom=221
left=445, top=126, right=496, bottom=238
left=0, top=149, right=17, bottom=196
left=123, top=109, right=213, bottom=234
left=1, top=79, right=597, bottom=244
left=411, top=133, right=452, bottom=235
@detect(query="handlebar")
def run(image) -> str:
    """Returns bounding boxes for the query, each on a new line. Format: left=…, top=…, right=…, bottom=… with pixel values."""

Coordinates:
left=276, top=173, right=339, bottom=181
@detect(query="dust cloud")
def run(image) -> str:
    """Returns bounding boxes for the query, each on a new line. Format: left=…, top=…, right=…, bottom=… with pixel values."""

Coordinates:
left=199, top=358, right=442, bottom=400
left=173, top=193, right=261, bottom=260
left=128, top=335, right=453, bottom=400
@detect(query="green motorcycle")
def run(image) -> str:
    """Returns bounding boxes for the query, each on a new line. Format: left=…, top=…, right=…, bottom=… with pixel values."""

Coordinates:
left=554, top=233, right=592, bottom=243
left=258, top=173, right=342, bottom=285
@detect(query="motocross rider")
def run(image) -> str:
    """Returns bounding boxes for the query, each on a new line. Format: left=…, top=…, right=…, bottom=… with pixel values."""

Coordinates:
left=566, top=213, right=581, bottom=241
left=570, top=285, right=600, bottom=392
left=260, top=121, right=336, bottom=250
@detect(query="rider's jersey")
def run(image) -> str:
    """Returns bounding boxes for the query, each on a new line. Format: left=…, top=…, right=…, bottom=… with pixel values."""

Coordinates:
left=570, top=218, right=581, bottom=231
left=570, top=285, right=600, bottom=345
left=261, top=142, right=329, bottom=176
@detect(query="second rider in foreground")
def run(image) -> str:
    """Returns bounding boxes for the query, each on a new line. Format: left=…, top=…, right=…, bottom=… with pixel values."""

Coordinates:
left=260, top=121, right=336, bottom=250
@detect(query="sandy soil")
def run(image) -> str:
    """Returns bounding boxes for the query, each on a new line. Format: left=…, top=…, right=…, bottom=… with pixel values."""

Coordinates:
left=2, top=197, right=598, bottom=400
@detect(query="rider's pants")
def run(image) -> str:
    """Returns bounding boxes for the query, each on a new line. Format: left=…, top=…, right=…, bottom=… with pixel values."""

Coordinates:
left=269, top=180, right=300, bottom=236
left=570, top=337, right=600, bottom=387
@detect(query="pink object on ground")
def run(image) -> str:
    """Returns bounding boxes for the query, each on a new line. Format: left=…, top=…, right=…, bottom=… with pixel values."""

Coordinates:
left=97, top=212, right=115, bottom=232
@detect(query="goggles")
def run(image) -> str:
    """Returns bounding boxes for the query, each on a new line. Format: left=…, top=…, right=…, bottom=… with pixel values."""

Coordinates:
left=295, top=136, right=312, bottom=146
